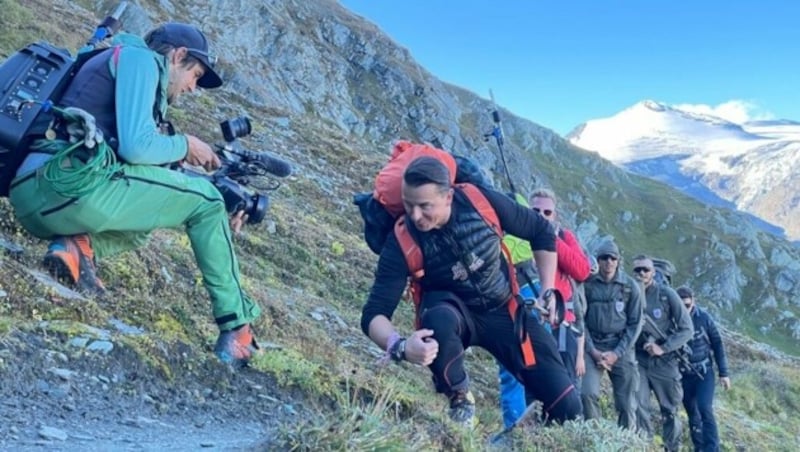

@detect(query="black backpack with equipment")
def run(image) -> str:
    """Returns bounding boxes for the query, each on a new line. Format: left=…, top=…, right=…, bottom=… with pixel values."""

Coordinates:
left=0, top=3, right=126, bottom=196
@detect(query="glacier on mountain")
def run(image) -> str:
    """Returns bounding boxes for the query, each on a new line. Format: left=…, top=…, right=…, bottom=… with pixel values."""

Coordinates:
left=567, top=100, right=800, bottom=240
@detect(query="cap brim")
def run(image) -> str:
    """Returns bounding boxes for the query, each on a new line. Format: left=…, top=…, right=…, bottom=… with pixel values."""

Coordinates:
left=198, top=65, right=222, bottom=89
left=187, top=48, right=222, bottom=89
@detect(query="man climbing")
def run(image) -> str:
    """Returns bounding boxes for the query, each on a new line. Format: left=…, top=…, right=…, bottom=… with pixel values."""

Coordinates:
left=360, top=157, right=582, bottom=428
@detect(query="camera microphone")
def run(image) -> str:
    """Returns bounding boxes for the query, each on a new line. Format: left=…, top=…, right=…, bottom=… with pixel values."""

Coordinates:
left=239, top=149, right=292, bottom=177
left=260, top=154, right=292, bottom=177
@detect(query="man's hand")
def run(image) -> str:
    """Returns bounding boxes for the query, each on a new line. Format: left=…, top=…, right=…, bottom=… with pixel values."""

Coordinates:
left=644, top=342, right=665, bottom=357
left=589, top=349, right=610, bottom=371
left=230, top=210, right=248, bottom=234
left=404, top=329, right=439, bottom=366
left=720, top=376, right=732, bottom=390
left=539, top=289, right=558, bottom=326
left=575, top=353, right=586, bottom=377
left=185, top=135, right=220, bottom=171
left=600, top=350, right=619, bottom=368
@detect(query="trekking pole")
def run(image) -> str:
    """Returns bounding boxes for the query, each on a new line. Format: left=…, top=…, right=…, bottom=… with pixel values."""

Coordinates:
left=489, top=400, right=540, bottom=444
left=484, top=89, right=517, bottom=194
left=81, top=1, right=128, bottom=51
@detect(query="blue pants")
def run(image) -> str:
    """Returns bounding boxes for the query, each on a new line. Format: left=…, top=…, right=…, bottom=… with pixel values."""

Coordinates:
left=682, top=367, right=719, bottom=452
left=498, top=363, right=526, bottom=428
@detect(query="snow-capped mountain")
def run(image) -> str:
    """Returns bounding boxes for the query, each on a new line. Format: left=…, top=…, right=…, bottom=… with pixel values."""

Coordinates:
left=567, top=100, right=800, bottom=240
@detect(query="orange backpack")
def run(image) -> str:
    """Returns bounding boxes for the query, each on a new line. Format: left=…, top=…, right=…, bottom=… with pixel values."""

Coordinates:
left=353, top=140, right=491, bottom=255
left=374, top=141, right=457, bottom=216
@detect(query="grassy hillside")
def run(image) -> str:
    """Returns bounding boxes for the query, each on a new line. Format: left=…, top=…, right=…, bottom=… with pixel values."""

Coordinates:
left=1, top=1, right=799, bottom=450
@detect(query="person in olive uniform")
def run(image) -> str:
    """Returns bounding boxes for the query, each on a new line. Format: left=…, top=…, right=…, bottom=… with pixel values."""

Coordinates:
left=632, top=255, right=693, bottom=451
left=581, top=240, right=644, bottom=429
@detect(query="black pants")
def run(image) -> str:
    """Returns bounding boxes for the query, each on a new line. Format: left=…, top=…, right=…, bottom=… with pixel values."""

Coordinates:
left=552, top=326, right=581, bottom=396
left=418, top=291, right=582, bottom=423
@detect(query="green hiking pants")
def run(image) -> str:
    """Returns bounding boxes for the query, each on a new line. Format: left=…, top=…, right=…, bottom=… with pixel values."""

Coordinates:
left=9, top=163, right=261, bottom=331
left=636, top=356, right=683, bottom=452
left=581, top=348, right=639, bottom=429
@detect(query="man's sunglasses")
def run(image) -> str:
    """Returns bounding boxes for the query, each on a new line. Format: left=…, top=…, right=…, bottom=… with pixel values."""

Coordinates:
left=633, top=267, right=653, bottom=274
left=598, top=254, right=618, bottom=261
left=532, top=207, right=554, bottom=216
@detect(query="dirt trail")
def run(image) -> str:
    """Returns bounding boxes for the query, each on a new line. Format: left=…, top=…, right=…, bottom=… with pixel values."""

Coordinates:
left=0, top=329, right=301, bottom=451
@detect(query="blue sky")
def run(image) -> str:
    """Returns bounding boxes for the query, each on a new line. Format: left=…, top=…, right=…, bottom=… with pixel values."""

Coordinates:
left=339, top=1, right=800, bottom=135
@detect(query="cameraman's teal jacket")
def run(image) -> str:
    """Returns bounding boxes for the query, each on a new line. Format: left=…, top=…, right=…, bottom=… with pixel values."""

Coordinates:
left=8, top=33, right=261, bottom=332
left=105, top=33, right=187, bottom=163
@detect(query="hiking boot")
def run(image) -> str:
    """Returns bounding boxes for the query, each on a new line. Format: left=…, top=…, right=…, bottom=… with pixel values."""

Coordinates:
left=448, top=389, right=476, bottom=428
left=43, top=234, right=105, bottom=294
left=214, top=324, right=259, bottom=368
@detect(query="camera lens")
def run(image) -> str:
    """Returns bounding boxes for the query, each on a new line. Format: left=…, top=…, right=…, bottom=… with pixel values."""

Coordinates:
left=220, top=116, right=252, bottom=142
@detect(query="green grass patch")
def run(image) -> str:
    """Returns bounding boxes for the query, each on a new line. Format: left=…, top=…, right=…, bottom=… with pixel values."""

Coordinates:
left=0, top=0, right=35, bottom=54
left=253, top=347, right=331, bottom=394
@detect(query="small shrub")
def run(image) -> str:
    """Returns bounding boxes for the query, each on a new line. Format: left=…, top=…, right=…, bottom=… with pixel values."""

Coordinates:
left=272, top=380, right=432, bottom=451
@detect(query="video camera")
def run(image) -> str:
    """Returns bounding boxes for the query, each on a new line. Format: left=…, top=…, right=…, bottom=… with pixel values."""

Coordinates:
left=180, top=116, right=291, bottom=224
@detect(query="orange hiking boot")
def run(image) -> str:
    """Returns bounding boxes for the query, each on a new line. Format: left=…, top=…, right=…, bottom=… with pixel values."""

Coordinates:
left=214, top=324, right=259, bottom=368
left=43, top=234, right=105, bottom=294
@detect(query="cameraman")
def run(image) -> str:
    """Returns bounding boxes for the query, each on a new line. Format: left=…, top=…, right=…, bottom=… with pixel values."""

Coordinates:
left=8, top=23, right=260, bottom=367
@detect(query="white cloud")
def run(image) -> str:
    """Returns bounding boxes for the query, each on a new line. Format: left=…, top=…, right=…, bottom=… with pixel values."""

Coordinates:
left=673, top=100, right=775, bottom=124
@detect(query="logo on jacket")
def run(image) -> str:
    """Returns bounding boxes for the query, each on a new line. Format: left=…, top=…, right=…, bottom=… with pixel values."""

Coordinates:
left=451, top=253, right=484, bottom=281
left=653, top=308, right=662, bottom=319
left=452, top=262, right=468, bottom=281
left=466, top=252, right=484, bottom=272
left=615, top=301, right=625, bottom=313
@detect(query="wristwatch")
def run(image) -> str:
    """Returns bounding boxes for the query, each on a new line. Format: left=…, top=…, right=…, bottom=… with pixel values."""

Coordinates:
left=390, top=338, right=407, bottom=362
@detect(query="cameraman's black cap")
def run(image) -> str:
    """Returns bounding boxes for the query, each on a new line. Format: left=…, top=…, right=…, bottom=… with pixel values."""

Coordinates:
left=146, top=23, right=223, bottom=89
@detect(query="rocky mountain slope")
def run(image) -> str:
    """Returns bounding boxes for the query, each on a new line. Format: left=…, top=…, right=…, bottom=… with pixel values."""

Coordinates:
left=1, top=0, right=799, bottom=449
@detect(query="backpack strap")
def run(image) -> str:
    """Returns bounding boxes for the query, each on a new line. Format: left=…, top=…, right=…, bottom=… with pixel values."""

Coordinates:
left=456, top=184, right=521, bottom=293
left=394, top=216, right=424, bottom=280
left=394, top=216, right=425, bottom=328
left=459, top=184, right=536, bottom=366
left=457, top=183, right=500, bottom=232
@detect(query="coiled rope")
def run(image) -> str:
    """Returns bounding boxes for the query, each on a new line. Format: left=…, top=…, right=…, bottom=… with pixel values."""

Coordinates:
left=37, top=106, right=122, bottom=198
